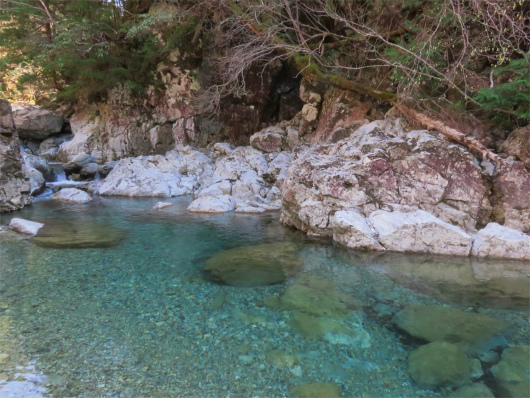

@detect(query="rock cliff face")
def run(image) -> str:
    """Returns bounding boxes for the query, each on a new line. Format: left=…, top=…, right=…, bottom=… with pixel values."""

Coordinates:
left=58, top=56, right=303, bottom=163
left=0, top=100, right=32, bottom=212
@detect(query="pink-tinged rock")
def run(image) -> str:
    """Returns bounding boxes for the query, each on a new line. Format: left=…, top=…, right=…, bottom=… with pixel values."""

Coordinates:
left=250, top=126, right=287, bottom=153
left=281, top=119, right=490, bottom=236
left=472, top=223, right=530, bottom=260
left=368, top=210, right=472, bottom=256
left=9, top=218, right=44, bottom=235
left=313, top=87, right=371, bottom=144
left=491, top=160, right=530, bottom=234
left=331, top=210, right=385, bottom=251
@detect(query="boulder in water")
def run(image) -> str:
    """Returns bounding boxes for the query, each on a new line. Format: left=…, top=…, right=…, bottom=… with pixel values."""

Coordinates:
left=31, top=219, right=125, bottom=248
left=291, top=382, right=343, bottom=398
left=204, top=242, right=301, bottom=287
left=408, top=341, right=470, bottom=388
left=53, top=188, right=92, bottom=204
left=491, top=345, right=530, bottom=398
left=264, top=275, right=358, bottom=319
left=448, top=383, right=495, bottom=398
left=188, top=195, right=236, bottom=213
left=9, top=218, right=44, bottom=235
left=393, top=305, right=510, bottom=355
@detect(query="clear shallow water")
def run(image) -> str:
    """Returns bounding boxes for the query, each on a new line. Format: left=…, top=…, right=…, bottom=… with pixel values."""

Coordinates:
left=0, top=197, right=528, bottom=397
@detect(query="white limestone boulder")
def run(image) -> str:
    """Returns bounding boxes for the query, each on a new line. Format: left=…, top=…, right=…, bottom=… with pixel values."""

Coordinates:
left=331, top=210, right=385, bottom=251
left=188, top=195, right=236, bottom=213
left=98, top=148, right=212, bottom=197
left=9, top=218, right=44, bottom=235
left=369, top=210, right=473, bottom=256
left=472, top=223, right=530, bottom=260
left=153, top=202, right=172, bottom=210
left=53, top=188, right=92, bottom=204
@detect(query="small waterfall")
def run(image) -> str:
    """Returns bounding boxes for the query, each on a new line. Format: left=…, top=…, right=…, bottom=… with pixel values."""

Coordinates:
left=49, top=162, right=67, bottom=182
left=94, top=170, right=101, bottom=181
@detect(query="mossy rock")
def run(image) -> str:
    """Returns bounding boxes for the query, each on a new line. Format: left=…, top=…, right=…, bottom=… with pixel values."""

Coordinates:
left=265, top=350, right=300, bottom=368
left=291, top=382, right=342, bottom=398
left=448, top=383, right=495, bottom=398
left=204, top=242, right=302, bottom=287
left=289, top=312, right=370, bottom=347
left=30, top=219, right=126, bottom=249
left=408, top=341, right=471, bottom=388
left=393, top=305, right=510, bottom=355
left=491, top=345, right=530, bottom=398
left=264, top=275, right=359, bottom=319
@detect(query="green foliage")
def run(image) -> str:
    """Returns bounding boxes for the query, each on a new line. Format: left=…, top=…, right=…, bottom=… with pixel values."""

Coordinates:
left=0, top=0, right=191, bottom=104
left=474, top=58, right=530, bottom=120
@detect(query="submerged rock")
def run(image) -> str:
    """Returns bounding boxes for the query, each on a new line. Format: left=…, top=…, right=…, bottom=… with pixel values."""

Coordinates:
left=9, top=218, right=44, bottom=236
left=291, top=382, right=342, bottom=398
left=491, top=345, right=530, bottom=398
left=289, top=312, right=370, bottom=347
left=408, top=342, right=470, bottom=388
left=393, top=305, right=510, bottom=355
left=264, top=275, right=358, bottom=319
left=31, top=219, right=125, bottom=248
left=53, top=188, right=92, bottom=204
left=204, top=242, right=301, bottom=287
left=265, top=350, right=300, bottom=368
left=153, top=201, right=172, bottom=210
left=448, top=383, right=495, bottom=398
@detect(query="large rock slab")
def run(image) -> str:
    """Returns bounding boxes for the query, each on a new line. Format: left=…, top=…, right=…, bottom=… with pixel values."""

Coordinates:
left=53, top=188, right=92, bottom=204
left=393, top=305, right=510, bottom=355
left=204, top=242, right=301, bottom=287
left=281, top=119, right=491, bottom=237
left=31, top=219, right=125, bottom=248
left=369, top=210, right=473, bottom=256
left=408, top=342, right=470, bottom=388
left=472, top=223, right=530, bottom=260
left=98, top=148, right=211, bottom=197
left=9, top=218, right=44, bottom=235
left=0, top=100, right=32, bottom=212
left=264, top=275, right=359, bottom=319
left=11, top=102, right=63, bottom=139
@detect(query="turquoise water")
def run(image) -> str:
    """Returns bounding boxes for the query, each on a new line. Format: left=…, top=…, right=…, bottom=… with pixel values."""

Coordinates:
left=0, top=197, right=528, bottom=397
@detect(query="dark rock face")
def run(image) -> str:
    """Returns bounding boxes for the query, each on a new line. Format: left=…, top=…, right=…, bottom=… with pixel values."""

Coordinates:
left=0, top=100, right=32, bottom=213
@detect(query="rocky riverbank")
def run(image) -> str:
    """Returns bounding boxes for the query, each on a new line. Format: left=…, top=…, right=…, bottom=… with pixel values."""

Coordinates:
left=1, top=97, right=529, bottom=260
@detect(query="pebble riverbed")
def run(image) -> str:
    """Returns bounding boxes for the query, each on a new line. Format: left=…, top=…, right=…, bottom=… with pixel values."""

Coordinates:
left=0, top=197, right=528, bottom=397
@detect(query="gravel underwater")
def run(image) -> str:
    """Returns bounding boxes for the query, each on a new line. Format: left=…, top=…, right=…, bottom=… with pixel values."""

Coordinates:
left=0, top=196, right=528, bottom=398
